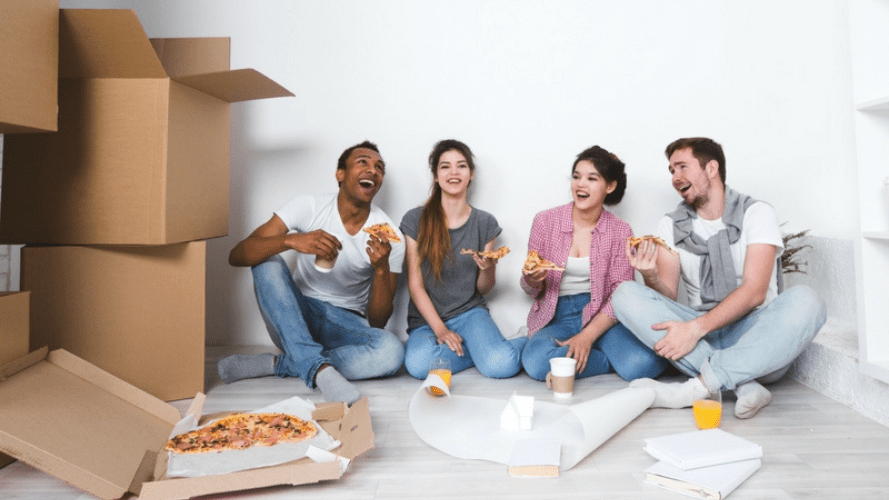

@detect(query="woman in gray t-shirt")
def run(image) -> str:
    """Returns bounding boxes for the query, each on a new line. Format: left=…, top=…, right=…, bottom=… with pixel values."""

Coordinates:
left=400, top=139, right=527, bottom=380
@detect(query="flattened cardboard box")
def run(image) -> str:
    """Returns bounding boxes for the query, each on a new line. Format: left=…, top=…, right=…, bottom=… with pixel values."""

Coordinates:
left=21, top=242, right=206, bottom=402
left=0, top=349, right=374, bottom=500
left=0, top=292, right=30, bottom=468
left=0, top=8, right=293, bottom=245
left=0, top=0, right=59, bottom=133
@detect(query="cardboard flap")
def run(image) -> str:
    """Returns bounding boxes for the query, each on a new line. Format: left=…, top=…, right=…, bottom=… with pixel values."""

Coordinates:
left=185, top=393, right=207, bottom=420
left=59, top=9, right=166, bottom=79
left=172, top=69, right=294, bottom=102
left=150, top=38, right=231, bottom=77
left=0, top=347, right=48, bottom=382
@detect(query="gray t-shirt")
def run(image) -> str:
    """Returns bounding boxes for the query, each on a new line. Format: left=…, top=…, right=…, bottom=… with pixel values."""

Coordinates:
left=400, top=206, right=502, bottom=331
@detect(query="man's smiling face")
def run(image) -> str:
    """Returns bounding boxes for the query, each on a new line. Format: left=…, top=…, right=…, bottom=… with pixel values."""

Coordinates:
left=337, top=147, right=385, bottom=204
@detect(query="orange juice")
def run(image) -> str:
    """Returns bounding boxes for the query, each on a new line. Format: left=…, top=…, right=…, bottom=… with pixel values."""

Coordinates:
left=693, top=399, right=722, bottom=429
left=428, top=368, right=452, bottom=396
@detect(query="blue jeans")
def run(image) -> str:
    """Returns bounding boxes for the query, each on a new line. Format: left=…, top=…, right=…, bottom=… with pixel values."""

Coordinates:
left=404, top=307, right=527, bottom=379
left=252, top=255, right=404, bottom=388
left=612, top=281, right=827, bottom=392
left=521, top=293, right=668, bottom=381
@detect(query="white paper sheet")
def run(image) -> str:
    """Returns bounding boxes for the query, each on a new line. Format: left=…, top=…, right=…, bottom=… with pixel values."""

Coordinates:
left=409, top=376, right=654, bottom=471
left=166, top=396, right=342, bottom=478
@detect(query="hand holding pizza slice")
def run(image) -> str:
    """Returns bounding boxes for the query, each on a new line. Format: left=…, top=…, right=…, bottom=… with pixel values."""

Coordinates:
left=626, top=235, right=677, bottom=255
left=522, top=249, right=565, bottom=274
left=362, top=222, right=401, bottom=243
left=459, top=246, right=510, bottom=259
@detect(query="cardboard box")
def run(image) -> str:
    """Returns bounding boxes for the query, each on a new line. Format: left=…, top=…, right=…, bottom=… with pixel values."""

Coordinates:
left=0, top=348, right=374, bottom=500
left=0, top=0, right=59, bottom=133
left=21, top=242, right=207, bottom=401
left=0, top=291, right=31, bottom=468
left=0, top=8, right=293, bottom=245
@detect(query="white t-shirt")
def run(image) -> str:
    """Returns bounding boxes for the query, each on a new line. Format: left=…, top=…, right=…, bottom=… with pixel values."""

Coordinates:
left=275, top=193, right=405, bottom=314
left=656, top=202, right=784, bottom=310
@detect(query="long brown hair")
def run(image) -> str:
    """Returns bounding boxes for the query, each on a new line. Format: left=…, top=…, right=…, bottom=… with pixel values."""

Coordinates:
left=418, top=139, right=476, bottom=281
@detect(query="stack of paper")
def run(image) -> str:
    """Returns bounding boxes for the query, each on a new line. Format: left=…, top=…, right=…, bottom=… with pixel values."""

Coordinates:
left=507, top=438, right=560, bottom=478
left=642, top=429, right=762, bottom=499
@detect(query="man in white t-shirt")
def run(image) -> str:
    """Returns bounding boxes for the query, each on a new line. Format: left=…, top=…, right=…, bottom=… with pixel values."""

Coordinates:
left=612, top=137, right=825, bottom=419
left=217, top=141, right=406, bottom=405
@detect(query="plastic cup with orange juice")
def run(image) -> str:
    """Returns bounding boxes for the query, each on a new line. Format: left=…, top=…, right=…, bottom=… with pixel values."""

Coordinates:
left=427, top=358, right=451, bottom=397
left=693, top=389, right=722, bottom=429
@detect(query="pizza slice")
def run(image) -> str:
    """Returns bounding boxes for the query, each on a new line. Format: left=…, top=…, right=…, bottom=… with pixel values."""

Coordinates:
left=523, top=249, right=565, bottom=273
left=459, top=246, right=511, bottom=259
left=362, top=222, right=401, bottom=243
left=627, top=235, right=677, bottom=255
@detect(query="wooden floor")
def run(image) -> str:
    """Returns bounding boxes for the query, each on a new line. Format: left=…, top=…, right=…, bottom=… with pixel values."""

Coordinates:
left=2, top=345, right=889, bottom=500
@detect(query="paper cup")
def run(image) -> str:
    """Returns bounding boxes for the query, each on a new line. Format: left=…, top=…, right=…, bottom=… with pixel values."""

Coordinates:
left=546, top=357, right=576, bottom=398
left=314, top=235, right=341, bottom=272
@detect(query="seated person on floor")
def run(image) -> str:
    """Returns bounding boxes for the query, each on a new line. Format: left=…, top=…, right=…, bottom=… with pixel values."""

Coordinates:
left=401, top=139, right=526, bottom=381
left=613, top=137, right=826, bottom=419
left=520, top=145, right=668, bottom=383
left=217, top=141, right=405, bottom=405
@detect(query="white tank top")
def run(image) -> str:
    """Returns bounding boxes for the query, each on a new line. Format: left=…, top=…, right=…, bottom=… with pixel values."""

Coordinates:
left=558, top=257, right=591, bottom=297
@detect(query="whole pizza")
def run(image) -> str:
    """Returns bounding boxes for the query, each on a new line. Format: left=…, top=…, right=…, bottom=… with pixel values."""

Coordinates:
left=165, top=412, right=318, bottom=454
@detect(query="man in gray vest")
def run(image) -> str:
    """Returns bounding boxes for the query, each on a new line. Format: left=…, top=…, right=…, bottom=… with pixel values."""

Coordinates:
left=612, top=137, right=825, bottom=419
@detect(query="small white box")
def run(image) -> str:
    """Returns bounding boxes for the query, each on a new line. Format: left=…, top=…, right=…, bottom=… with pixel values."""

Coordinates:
left=500, top=394, right=535, bottom=430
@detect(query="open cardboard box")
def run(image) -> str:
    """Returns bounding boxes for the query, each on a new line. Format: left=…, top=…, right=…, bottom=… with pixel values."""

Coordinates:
left=0, top=291, right=31, bottom=468
left=0, top=0, right=59, bottom=133
left=0, top=348, right=374, bottom=500
left=1, top=8, right=294, bottom=245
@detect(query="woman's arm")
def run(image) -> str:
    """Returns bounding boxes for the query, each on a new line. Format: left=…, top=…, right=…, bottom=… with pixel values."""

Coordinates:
left=474, top=238, right=498, bottom=295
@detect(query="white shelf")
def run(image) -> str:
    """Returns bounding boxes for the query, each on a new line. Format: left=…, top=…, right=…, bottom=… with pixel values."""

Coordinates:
left=850, top=0, right=889, bottom=385
left=862, top=231, right=889, bottom=240
left=856, top=95, right=889, bottom=111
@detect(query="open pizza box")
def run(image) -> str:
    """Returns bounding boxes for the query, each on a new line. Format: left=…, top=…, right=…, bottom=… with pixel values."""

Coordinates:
left=0, top=348, right=374, bottom=499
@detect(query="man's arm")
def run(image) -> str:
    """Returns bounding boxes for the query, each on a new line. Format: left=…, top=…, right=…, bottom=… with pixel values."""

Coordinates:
left=653, top=243, right=777, bottom=360
left=229, top=214, right=341, bottom=268
left=365, top=234, right=398, bottom=328
left=625, top=239, right=681, bottom=300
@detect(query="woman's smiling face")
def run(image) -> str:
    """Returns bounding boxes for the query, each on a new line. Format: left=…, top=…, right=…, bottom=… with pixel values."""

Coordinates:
left=571, top=159, right=615, bottom=211
left=435, top=149, right=473, bottom=196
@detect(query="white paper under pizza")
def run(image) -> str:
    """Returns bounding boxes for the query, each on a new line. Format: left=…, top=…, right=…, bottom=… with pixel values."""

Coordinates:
left=166, top=396, right=342, bottom=478
left=409, top=377, right=655, bottom=471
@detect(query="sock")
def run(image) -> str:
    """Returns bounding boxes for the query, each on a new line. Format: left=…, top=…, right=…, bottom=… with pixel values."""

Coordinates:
left=734, top=381, right=772, bottom=419
left=630, top=377, right=709, bottom=409
left=315, top=366, right=361, bottom=406
left=216, top=353, right=276, bottom=384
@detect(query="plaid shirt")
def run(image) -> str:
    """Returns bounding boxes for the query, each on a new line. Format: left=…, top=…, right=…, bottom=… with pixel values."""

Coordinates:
left=520, top=203, right=634, bottom=336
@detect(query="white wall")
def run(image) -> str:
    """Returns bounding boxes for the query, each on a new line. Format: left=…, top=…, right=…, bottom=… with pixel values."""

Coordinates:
left=59, top=0, right=859, bottom=346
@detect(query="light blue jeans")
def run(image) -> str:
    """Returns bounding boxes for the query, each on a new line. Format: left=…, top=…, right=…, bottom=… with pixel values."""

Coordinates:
left=252, top=255, right=404, bottom=388
left=521, top=293, right=669, bottom=381
left=612, top=281, right=827, bottom=392
left=404, top=307, right=527, bottom=379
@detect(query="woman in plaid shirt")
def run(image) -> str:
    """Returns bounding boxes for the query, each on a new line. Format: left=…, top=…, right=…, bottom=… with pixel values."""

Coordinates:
left=520, top=146, right=668, bottom=382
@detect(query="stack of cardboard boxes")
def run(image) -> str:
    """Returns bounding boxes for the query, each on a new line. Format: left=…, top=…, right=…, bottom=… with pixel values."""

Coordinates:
left=1, top=6, right=379, bottom=498
left=0, top=7, right=292, bottom=403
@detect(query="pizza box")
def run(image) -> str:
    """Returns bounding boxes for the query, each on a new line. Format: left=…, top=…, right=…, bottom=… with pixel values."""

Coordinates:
left=0, top=348, right=374, bottom=500
left=0, top=0, right=59, bottom=133
left=0, top=8, right=294, bottom=245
